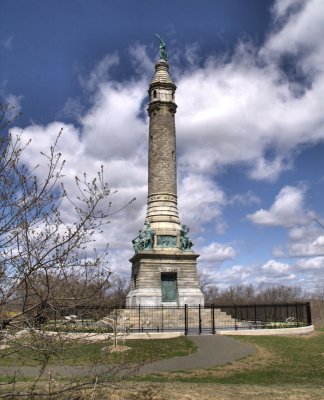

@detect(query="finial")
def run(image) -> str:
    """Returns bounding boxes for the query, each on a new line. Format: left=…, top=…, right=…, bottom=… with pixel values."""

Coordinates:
left=155, top=34, right=168, bottom=62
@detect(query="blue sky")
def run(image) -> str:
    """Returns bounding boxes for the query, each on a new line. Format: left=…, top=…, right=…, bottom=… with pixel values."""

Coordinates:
left=1, top=0, right=324, bottom=292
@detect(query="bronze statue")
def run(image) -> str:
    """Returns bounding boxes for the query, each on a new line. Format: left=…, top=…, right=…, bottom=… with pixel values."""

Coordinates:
left=132, top=222, right=154, bottom=253
left=155, top=34, right=168, bottom=61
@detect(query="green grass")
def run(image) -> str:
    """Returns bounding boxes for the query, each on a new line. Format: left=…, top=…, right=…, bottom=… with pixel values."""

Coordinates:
left=0, top=336, right=197, bottom=367
left=139, top=330, right=324, bottom=386
left=1, top=330, right=323, bottom=388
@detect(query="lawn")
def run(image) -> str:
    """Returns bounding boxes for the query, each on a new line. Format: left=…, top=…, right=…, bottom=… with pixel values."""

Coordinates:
left=0, top=330, right=323, bottom=399
left=139, top=328, right=324, bottom=387
left=0, top=336, right=197, bottom=367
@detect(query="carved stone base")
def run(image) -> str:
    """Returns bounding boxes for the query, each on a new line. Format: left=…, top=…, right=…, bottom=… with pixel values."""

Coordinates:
left=126, top=250, right=204, bottom=307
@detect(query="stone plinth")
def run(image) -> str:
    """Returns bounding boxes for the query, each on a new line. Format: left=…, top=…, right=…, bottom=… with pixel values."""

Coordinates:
left=126, top=250, right=204, bottom=307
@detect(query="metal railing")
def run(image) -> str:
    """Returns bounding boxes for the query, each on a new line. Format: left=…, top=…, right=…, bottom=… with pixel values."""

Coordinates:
left=35, top=302, right=312, bottom=335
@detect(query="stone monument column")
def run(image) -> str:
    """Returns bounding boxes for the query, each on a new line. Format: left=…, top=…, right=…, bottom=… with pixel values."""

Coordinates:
left=126, top=37, right=204, bottom=307
left=146, top=60, right=180, bottom=231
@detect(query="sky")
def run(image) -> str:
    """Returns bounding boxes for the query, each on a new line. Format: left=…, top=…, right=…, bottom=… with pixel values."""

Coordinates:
left=1, top=0, right=324, bottom=292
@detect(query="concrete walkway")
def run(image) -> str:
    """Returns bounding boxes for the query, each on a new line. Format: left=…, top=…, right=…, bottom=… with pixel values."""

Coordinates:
left=0, top=335, right=254, bottom=378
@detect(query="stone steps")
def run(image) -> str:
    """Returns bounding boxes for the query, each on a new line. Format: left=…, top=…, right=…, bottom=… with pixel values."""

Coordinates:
left=104, top=308, right=240, bottom=332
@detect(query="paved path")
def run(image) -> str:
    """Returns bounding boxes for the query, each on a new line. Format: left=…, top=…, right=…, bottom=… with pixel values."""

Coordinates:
left=139, top=335, right=254, bottom=374
left=0, top=335, right=254, bottom=378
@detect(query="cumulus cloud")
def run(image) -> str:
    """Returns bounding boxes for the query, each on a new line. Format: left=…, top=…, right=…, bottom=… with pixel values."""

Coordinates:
left=297, top=256, right=324, bottom=270
left=12, top=68, right=149, bottom=269
left=271, top=0, right=305, bottom=18
left=81, top=80, right=147, bottom=161
left=265, top=0, right=324, bottom=77
left=261, top=259, right=295, bottom=279
left=129, top=43, right=154, bottom=76
left=178, top=174, right=226, bottom=233
left=229, top=191, right=261, bottom=206
left=247, top=185, right=313, bottom=227
left=9, top=0, right=324, bottom=289
left=173, top=0, right=324, bottom=183
left=199, top=242, right=236, bottom=265
left=80, top=53, right=120, bottom=92
left=198, top=264, right=253, bottom=290
left=288, top=236, right=324, bottom=257
left=281, top=223, right=324, bottom=258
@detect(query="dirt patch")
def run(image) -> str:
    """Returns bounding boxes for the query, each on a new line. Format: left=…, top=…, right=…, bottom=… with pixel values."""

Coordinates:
left=101, top=345, right=131, bottom=353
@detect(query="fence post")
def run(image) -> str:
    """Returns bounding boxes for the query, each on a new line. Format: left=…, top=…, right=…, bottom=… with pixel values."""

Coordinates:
left=184, top=304, right=188, bottom=335
left=234, top=304, right=237, bottom=330
left=264, top=304, right=267, bottom=324
left=274, top=304, right=277, bottom=322
left=212, top=304, right=215, bottom=334
left=254, top=304, right=257, bottom=329
left=306, top=302, right=312, bottom=326
left=138, top=304, right=141, bottom=332
left=161, top=304, right=164, bottom=332
left=295, top=303, right=299, bottom=327
left=199, top=304, right=202, bottom=334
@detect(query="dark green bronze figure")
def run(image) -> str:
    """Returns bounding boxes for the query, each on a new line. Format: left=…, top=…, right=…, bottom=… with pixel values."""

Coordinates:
left=155, top=34, right=168, bottom=61
left=132, top=222, right=154, bottom=253
left=180, top=224, right=193, bottom=251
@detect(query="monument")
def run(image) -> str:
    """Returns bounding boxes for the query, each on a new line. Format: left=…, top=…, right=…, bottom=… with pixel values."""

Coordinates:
left=126, top=36, right=204, bottom=307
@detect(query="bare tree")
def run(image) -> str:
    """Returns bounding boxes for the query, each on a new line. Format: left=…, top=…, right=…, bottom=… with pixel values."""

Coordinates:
left=104, top=273, right=130, bottom=308
left=200, top=278, right=304, bottom=305
left=0, top=104, right=135, bottom=398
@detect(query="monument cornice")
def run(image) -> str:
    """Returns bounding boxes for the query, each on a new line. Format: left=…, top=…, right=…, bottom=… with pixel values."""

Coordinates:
left=129, top=251, right=199, bottom=263
left=148, top=81, right=177, bottom=91
left=147, top=101, right=177, bottom=115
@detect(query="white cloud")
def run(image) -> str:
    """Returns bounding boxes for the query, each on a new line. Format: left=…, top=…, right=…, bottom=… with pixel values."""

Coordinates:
left=248, top=156, right=291, bottom=182
left=178, top=174, right=226, bottom=233
left=199, top=264, right=252, bottom=289
left=261, top=259, right=294, bottom=278
left=297, top=256, right=324, bottom=270
left=272, top=0, right=305, bottom=20
left=247, top=185, right=312, bottom=227
left=80, top=53, right=120, bottom=92
left=12, top=73, right=149, bottom=267
left=229, top=191, right=261, bottom=206
left=265, top=0, right=324, bottom=77
left=172, top=0, right=324, bottom=183
left=288, top=226, right=310, bottom=241
left=199, top=242, right=236, bottom=265
left=9, top=0, right=324, bottom=290
left=129, top=43, right=154, bottom=77
left=81, top=80, right=147, bottom=161
left=273, top=246, right=286, bottom=258
left=272, top=222, right=324, bottom=259
left=288, top=236, right=324, bottom=257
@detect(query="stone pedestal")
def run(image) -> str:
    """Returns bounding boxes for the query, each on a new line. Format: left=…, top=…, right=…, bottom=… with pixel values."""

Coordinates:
left=126, top=250, right=204, bottom=307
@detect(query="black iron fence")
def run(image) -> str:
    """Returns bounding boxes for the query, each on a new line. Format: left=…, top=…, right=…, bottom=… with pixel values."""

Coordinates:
left=37, top=302, right=312, bottom=335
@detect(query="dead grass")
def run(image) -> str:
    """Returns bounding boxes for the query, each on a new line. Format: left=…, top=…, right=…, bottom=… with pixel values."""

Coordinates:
left=1, top=382, right=323, bottom=400
left=58, top=382, right=324, bottom=400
